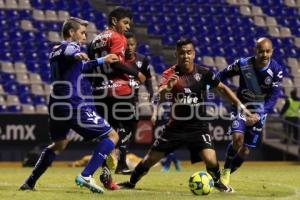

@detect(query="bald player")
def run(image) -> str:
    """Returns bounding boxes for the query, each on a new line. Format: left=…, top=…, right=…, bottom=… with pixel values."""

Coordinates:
left=217, top=37, right=283, bottom=188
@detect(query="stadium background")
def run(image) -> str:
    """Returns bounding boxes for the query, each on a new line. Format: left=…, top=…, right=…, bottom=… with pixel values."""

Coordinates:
left=0, top=0, right=299, bottom=162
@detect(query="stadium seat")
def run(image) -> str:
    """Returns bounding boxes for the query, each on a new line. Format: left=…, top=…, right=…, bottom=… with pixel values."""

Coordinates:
left=1, top=62, right=14, bottom=73
left=29, top=74, right=42, bottom=84
left=16, top=73, right=30, bottom=84
left=0, top=85, right=4, bottom=95
left=5, top=0, right=18, bottom=9
left=33, top=95, right=46, bottom=105
left=7, top=105, right=21, bottom=113
left=22, top=104, right=35, bottom=113
left=18, top=0, right=32, bottom=9
left=6, top=94, right=20, bottom=105
left=14, top=62, right=27, bottom=73
left=19, top=93, right=32, bottom=104
left=35, top=104, right=48, bottom=113
left=31, top=84, right=45, bottom=95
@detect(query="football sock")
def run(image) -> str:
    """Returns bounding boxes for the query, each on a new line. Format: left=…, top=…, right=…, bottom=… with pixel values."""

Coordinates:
left=25, top=147, right=56, bottom=187
left=81, top=138, right=115, bottom=177
left=130, top=162, right=150, bottom=185
left=118, top=145, right=127, bottom=168
left=164, top=153, right=175, bottom=168
left=230, top=153, right=244, bottom=174
left=224, top=143, right=237, bottom=169
left=206, top=164, right=221, bottom=182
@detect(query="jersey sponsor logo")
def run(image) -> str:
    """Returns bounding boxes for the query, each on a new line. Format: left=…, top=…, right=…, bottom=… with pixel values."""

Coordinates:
left=232, top=120, right=240, bottom=129
left=136, top=61, right=142, bottom=68
left=264, top=76, right=272, bottom=85
left=93, top=32, right=112, bottom=48
left=49, top=48, right=62, bottom=59
left=184, top=88, right=192, bottom=93
left=194, top=73, right=202, bottom=81
left=175, top=95, right=199, bottom=105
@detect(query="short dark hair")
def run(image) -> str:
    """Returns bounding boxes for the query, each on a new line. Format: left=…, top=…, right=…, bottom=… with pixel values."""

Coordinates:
left=176, top=38, right=195, bottom=50
left=108, top=7, right=132, bottom=26
left=62, top=17, right=88, bottom=39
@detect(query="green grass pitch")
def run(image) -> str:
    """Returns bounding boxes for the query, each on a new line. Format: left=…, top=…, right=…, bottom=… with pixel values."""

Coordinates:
left=1, top=162, right=300, bottom=200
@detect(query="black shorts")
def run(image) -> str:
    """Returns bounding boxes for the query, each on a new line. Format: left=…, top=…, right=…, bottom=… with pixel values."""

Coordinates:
left=94, top=96, right=136, bottom=130
left=151, top=124, right=215, bottom=163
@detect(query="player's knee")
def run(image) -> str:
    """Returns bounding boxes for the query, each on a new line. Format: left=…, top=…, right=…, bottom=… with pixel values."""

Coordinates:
left=233, top=137, right=244, bottom=150
left=48, top=140, right=68, bottom=154
left=240, top=146, right=250, bottom=156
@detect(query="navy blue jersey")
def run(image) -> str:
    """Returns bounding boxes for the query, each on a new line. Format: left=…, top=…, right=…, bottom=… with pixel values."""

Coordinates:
left=218, top=56, right=283, bottom=113
left=49, top=41, right=99, bottom=107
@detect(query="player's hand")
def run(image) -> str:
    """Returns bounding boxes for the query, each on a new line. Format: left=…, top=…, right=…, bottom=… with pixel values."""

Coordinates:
left=75, top=53, right=90, bottom=61
left=167, top=73, right=179, bottom=90
left=137, top=72, right=146, bottom=83
left=104, top=54, right=119, bottom=64
left=245, top=113, right=260, bottom=126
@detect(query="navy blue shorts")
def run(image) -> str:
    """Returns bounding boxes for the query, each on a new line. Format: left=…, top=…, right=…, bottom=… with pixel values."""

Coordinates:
left=49, top=104, right=112, bottom=141
left=228, top=111, right=267, bottom=147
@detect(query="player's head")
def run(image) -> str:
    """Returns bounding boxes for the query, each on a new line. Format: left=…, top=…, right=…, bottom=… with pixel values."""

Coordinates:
left=108, top=7, right=132, bottom=34
left=175, top=38, right=195, bottom=72
left=125, top=32, right=137, bottom=59
left=254, top=37, right=273, bottom=67
left=62, top=17, right=88, bottom=44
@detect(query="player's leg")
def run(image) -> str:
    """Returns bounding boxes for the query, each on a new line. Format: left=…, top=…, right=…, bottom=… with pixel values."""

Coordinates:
left=19, top=118, right=70, bottom=191
left=199, top=148, right=233, bottom=192
left=73, top=107, right=119, bottom=193
left=222, top=111, right=247, bottom=184
left=115, top=126, right=133, bottom=174
left=118, top=127, right=178, bottom=189
left=118, top=149, right=165, bottom=189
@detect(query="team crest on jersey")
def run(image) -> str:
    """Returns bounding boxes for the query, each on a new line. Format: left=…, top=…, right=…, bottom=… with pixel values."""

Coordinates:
left=232, top=120, right=240, bottom=129
left=264, top=76, right=272, bottom=85
left=136, top=61, right=142, bottom=68
left=194, top=73, right=202, bottom=81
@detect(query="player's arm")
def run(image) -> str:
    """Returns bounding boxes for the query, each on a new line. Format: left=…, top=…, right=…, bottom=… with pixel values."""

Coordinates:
left=151, top=71, right=178, bottom=124
left=110, top=62, right=146, bottom=83
left=216, top=82, right=260, bottom=125
left=142, top=59, right=155, bottom=98
left=217, top=59, right=240, bottom=82
left=207, top=69, right=259, bottom=124
left=82, top=54, right=119, bottom=73
left=263, top=69, right=283, bottom=113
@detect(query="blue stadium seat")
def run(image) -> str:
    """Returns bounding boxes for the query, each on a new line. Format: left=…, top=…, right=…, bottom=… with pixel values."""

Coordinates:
left=7, top=105, right=22, bottom=113
left=0, top=104, right=6, bottom=113
left=26, top=61, right=40, bottom=73
left=33, top=95, right=46, bottom=105
left=19, top=94, right=33, bottom=104
left=18, top=85, right=31, bottom=94
left=4, top=82, right=18, bottom=94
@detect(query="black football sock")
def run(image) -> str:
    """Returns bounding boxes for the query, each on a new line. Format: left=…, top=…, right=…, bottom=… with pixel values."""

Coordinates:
left=129, top=162, right=150, bottom=185
left=206, top=164, right=221, bottom=182
left=25, top=147, right=56, bottom=188
left=230, top=153, right=244, bottom=174
left=224, top=143, right=238, bottom=169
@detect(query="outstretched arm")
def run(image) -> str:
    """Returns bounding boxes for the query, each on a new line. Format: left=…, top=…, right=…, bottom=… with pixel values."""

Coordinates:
left=215, top=82, right=260, bottom=125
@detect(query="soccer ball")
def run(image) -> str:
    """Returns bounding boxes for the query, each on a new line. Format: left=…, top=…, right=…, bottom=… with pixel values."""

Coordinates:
left=189, top=171, right=214, bottom=195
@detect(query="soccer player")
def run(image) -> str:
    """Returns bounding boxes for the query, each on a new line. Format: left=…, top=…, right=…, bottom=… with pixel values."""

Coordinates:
left=88, top=7, right=146, bottom=187
left=218, top=37, right=283, bottom=188
left=19, top=17, right=121, bottom=193
left=118, top=38, right=258, bottom=192
left=112, top=32, right=155, bottom=174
